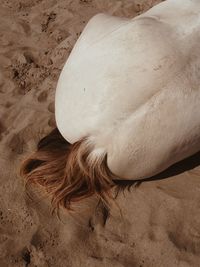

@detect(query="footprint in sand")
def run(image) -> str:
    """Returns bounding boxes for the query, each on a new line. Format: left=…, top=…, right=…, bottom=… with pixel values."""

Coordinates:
left=7, top=124, right=39, bottom=155
left=19, top=20, right=31, bottom=36
left=47, top=102, right=55, bottom=113
left=37, top=90, right=48, bottom=102
left=167, top=212, right=200, bottom=254
left=0, top=120, right=6, bottom=141
left=48, top=116, right=56, bottom=128
left=9, top=133, right=25, bottom=154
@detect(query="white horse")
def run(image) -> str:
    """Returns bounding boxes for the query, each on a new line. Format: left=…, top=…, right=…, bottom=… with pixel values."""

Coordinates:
left=21, top=0, right=200, bottom=211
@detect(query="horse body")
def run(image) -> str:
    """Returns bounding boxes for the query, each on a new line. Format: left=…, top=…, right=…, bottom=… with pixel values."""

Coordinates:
left=56, top=0, right=200, bottom=180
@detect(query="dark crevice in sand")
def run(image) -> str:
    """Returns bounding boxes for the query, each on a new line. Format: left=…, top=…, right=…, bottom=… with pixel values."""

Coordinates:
left=21, top=247, right=31, bottom=267
left=42, top=12, right=57, bottom=32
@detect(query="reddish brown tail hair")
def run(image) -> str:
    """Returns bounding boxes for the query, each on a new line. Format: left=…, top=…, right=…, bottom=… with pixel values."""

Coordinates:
left=20, top=128, right=116, bottom=213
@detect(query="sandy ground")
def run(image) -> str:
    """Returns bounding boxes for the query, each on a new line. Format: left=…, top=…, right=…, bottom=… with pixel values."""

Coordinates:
left=1, top=0, right=200, bottom=266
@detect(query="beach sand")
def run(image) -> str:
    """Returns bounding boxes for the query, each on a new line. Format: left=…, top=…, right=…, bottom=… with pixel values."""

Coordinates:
left=0, top=0, right=200, bottom=266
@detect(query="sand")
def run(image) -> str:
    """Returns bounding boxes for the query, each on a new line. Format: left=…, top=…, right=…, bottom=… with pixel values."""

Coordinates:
left=0, top=0, right=200, bottom=266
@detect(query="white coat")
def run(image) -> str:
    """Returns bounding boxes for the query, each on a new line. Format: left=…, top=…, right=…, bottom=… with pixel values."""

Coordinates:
left=55, top=0, right=200, bottom=180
